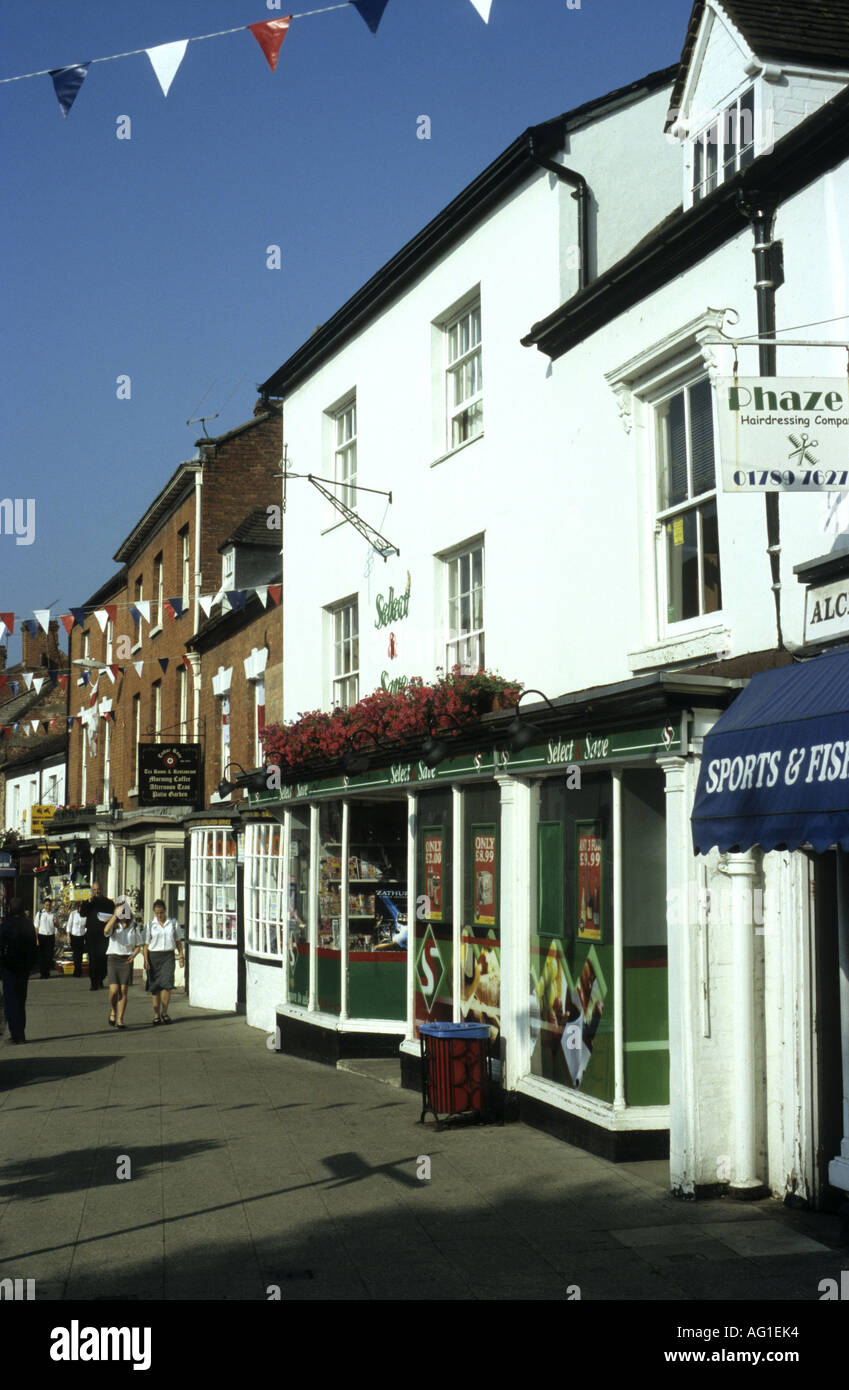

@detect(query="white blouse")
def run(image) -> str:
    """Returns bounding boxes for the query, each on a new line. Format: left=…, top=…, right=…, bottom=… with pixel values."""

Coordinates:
left=36, top=910, right=56, bottom=936
left=67, top=909, right=86, bottom=937
left=143, top=918, right=183, bottom=952
left=106, top=921, right=142, bottom=955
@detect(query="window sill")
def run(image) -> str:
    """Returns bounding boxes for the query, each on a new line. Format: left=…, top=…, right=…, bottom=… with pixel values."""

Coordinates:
left=628, top=622, right=732, bottom=672
left=131, top=643, right=141, bottom=656
left=431, top=431, right=483, bottom=469
left=148, top=625, right=162, bottom=640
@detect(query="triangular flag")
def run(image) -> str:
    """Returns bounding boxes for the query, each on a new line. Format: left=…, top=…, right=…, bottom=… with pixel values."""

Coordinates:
left=225, top=590, right=247, bottom=612
left=129, top=606, right=141, bottom=628
left=133, top=661, right=144, bottom=678
left=47, top=670, right=59, bottom=687
left=351, top=0, right=391, bottom=34
left=136, top=599, right=150, bottom=623
left=93, top=609, right=109, bottom=633
left=164, top=600, right=176, bottom=622
left=33, top=677, right=45, bottom=695
left=255, top=586, right=269, bottom=608
left=468, top=0, right=493, bottom=19
left=30, top=720, right=39, bottom=734
left=22, top=620, right=38, bottom=639
left=168, top=597, right=185, bottom=620
left=34, top=609, right=51, bottom=633
left=105, top=605, right=118, bottom=624
left=183, top=655, right=192, bottom=670
left=199, top=595, right=213, bottom=619
left=41, top=721, right=49, bottom=733
left=0, top=622, right=6, bottom=643
left=10, top=682, right=19, bottom=697
left=23, top=672, right=34, bottom=691
left=0, top=673, right=6, bottom=690
left=49, top=718, right=57, bottom=730
left=110, top=665, right=122, bottom=680
left=58, top=675, right=68, bottom=692
left=59, top=613, right=75, bottom=635
left=158, top=658, right=169, bottom=674
left=248, top=18, right=291, bottom=72
left=49, top=63, right=91, bottom=118
left=80, top=671, right=90, bottom=687
left=0, top=612, right=13, bottom=635
left=146, top=39, right=188, bottom=97
left=70, top=607, right=86, bottom=629
left=268, top=585, right=282, bottom=607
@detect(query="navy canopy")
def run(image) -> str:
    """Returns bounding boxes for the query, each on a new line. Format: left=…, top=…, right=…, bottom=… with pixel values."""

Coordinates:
left=692, top=648, right=849, bottom=854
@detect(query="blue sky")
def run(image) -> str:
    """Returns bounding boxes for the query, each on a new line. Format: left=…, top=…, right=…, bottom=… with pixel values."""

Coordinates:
left=0, top=0, right=691, bottom=662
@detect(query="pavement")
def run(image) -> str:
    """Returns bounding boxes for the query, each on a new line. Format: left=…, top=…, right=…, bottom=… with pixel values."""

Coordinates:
left=1, top=972, right=847, bottom=1303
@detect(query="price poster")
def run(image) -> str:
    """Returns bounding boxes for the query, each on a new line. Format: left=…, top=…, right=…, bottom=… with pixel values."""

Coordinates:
left=576, top=821, right=602, bottom=942
left=472, top=825, right=497, bottom=926
left=422, top=828, right=444, bottom=922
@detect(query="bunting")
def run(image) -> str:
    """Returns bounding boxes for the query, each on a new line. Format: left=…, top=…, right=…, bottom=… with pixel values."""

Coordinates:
left=33, top=608, right=51, bottom=633
left=0, top=613, right=13, bottom=636
left=468, top=0, right=494, bottom=20
left=49, top=62, right=91, bottom=118
left=146, top=39, right=188, bottom=97
left=268, top=585, right=282, bottom=607
left=248, top=19, right=292, bottom=72
left=351, top=0, right=391, bottom=33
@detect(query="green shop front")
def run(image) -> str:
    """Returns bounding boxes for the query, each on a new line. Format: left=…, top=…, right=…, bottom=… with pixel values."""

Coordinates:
left=251, top=675, right=729, bottom=1157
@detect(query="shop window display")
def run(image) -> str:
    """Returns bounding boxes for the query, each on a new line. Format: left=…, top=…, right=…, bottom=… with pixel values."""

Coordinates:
left=189, top=828, right=237, bottom=943
left=621, top=769, right=668, bottom=1105
left=287, top=808, right=311, bottom=1007
left=347, top=800, right=407, bottom=1020
left=245, top=821, right=285, bottom=959
left=461, top=785, right=501, bottom=1042
left=530, top=776, right=614, bottom=1103
left=317, top=802, right=343, bottom=1014
left=414, top=791, right=454, bottom=1035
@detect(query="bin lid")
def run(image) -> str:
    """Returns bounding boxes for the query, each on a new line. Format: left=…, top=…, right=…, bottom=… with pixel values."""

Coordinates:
left=419, top=1021, right=490, bottom=1039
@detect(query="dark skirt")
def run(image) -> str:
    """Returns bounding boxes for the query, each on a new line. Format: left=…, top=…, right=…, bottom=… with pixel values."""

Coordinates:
left=148, top=950, right=175, bottom=993
left=106, top=954, right=133, bottom=986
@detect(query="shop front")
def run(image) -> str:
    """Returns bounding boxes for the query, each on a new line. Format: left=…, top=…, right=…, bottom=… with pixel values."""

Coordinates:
left=186, top=814, right=242, bottom=1013
left=251, top=674, right=730, bottom=1160
left=692, top=646, right=849, bottom=1208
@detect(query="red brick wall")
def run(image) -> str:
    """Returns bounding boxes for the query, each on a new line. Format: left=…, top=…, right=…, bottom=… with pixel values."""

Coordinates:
left=196, top=607, right=282, bottom=805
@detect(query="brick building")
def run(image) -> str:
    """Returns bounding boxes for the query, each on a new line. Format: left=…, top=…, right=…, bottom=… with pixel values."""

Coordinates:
left=56, top=403, right=283, bottom=930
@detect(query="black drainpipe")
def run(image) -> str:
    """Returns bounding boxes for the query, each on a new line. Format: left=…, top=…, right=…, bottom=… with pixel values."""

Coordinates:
left=527, top=130, right=590, bottom=292
left=736, top=189, right=784, bottom=651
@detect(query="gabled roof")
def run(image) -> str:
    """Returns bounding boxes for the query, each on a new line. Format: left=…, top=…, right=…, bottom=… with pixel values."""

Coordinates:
left=258, top=67, right=675, bottom=400
left=669, top=0, right=849, bottom=115
left=219, top=508, right=281, bottom=551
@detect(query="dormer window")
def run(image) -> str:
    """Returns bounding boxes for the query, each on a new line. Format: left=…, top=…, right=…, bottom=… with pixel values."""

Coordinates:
left=692, top=87, right=755, bottom=203
left=221, top=546, right=235, bottom=592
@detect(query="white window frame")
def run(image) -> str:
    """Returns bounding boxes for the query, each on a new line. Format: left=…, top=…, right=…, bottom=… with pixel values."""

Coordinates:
left=244, top=821, right=286, bottom=958
left=443, top=539, right=485, bottom=673
left=153, top=680, right=162, bottom=740
left=329, top=598, right=359, bottom=708
left=691, top=86, right=756, bottom=204
left=180, top=526, right=191, bottom=608
left=189, top=827, right=237, bottom=943
left=444, top=299, right=483, bottom=451
left=178, top=666, right=188, bottom=741
left=331, top=396, right=357, bottom=511
left=151, top=553, right=164, bottom=632
left=132, top=693, right=141, bottom=791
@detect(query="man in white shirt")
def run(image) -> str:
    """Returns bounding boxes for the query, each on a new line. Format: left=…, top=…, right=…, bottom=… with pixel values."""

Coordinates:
left=66, top=902, right=87, bottom=977
left=36, top=897, right=57, bottom=979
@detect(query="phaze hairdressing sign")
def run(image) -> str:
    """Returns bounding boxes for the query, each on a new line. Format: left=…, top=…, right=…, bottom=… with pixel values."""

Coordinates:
left=717, top=378, right=849, bottom=492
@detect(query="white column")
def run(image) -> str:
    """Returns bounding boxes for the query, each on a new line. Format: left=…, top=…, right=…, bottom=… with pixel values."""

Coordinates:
left=660, top=755, right=698, bottom=1196
left=612, top=769, right=625, bottom=1113
left=829, top=847, right=849, bottom=1193
left=727, top=849, right=764, bottom=1195
left=308, top=804, right=319, bottom=1012
left=281, top=809, right=290, bottom=1007
left=496, top=774, right=537, bottom=1091
left=406, top=792, right=417, bottom=1042
left=339, top=800, right=349, bottom=1022
left=452, top=786, right=463, bottom=1021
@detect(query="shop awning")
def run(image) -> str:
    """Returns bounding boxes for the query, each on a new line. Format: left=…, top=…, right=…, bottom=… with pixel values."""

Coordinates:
left=692, top=648, right=849, bottom=854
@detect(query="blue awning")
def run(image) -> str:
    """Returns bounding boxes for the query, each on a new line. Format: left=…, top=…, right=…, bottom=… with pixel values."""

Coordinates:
left=692, top=648, right=849, bottom=855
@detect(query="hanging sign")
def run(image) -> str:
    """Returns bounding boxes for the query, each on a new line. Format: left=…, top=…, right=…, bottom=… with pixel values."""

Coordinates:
left=422, top=828, right=444, bottom=922
left=576, top=821, right=602, bottom=941
left=717, top=378, right=849, bottom=492
left=472, top=825, right=496, bottom=925
left=30, top=804, right=57, bottom=835
left=139, top=744, right=202, bottom=806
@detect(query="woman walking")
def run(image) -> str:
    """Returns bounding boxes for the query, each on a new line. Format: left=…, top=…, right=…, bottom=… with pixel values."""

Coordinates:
left=142, top=900, right=184, bottom=1024
left=36, top=898, right=57, bottom=979
left=103, top=896, right=142, bottom=1029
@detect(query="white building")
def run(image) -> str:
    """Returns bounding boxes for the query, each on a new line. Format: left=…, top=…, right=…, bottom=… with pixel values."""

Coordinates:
left=192, top=0, right=849, bottom=1209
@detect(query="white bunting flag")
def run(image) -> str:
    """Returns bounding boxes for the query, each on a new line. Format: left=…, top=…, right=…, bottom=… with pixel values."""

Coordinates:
left=254, top=586, right=269, bottom=609
left=146, top=39, right=189, bottom=97
left=30, top=719, right=39, bottom=734
left=469, top=0, right=493, bottom=19
left=134, top=661, right=144, bottom=678
left=33, top=608, right=51, bottom=633
left=101, top=667, right=114, bottom=683
left=136, top=599, right=151, bottom=623
left=93, top=609, right=109, bottom=633
left=23, top=672, right=33, bottom=690
left=199, top=594, right=214, bottom=619
left=33, top=677, right=45, bottom=694
left=0, top=621, right=6, bottom=642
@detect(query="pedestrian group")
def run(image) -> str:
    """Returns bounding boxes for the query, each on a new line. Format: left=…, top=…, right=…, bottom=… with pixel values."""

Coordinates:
left=1, top=883, right=184, bottom=1043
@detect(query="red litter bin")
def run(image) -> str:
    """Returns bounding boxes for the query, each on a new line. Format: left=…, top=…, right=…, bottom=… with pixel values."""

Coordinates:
left=419, top=1021, right=491, bottom=1126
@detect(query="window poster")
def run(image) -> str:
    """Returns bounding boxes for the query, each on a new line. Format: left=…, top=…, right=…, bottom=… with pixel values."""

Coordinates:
left=422, top=827, right=444, bottom=922
left=472, top=824, right=496, bottom=926
left=575, top=820, right=602, bottom=941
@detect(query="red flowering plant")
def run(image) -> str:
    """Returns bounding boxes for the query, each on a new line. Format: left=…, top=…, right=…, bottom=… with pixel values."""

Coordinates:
left=260, top=668, right=522, bottom=776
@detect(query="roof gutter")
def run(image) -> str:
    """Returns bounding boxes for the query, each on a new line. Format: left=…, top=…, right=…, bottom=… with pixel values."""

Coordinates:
left=526, top=129, right=590, bottom=291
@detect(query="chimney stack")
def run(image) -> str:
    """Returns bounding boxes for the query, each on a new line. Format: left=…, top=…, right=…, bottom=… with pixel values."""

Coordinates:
left=21, top=619, right=64, bottom=671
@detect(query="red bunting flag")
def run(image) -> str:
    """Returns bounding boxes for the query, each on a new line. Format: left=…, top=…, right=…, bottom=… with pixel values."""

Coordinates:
left=59, top=614, right=75, bottom=636
left=0, top=674, right=5, bottom=690
left=58, top=675, right=68, bottom=692
left=0, top=612, right=15, bottom=635
left=105, top=604, right=118, bottom=624
left=268, top=585, right=282, bottom=607
left=248, top=18, right=292, bottom=72
left=110, top=665, right=121, bottom=680
left=164, top=600, right=176, bottom=622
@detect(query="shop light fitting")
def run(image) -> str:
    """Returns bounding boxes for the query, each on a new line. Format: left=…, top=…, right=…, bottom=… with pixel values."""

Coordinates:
left=342, top=731, right=380, bottom=775
left=421, top=715, right=466, bottom=769
left=506, top=690, right=557, bottom=753
left=217, top=761, right=268, bottom=799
